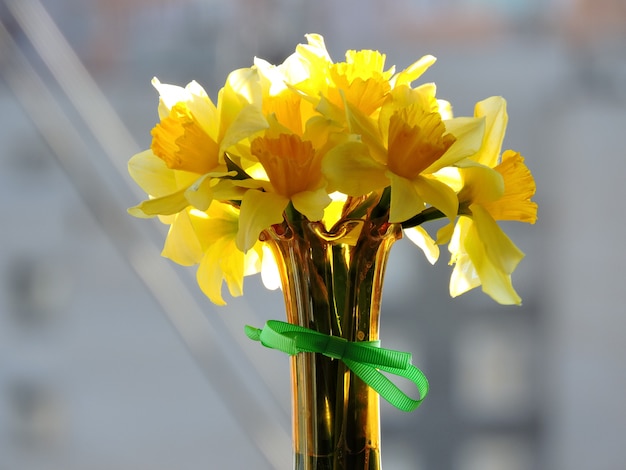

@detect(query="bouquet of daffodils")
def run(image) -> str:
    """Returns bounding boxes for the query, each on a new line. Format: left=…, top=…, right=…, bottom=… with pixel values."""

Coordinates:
left=128, top=34, right=537, bottom=307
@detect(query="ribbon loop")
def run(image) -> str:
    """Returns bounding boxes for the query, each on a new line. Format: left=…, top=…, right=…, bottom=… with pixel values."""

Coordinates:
left=245, top=320, right=429, bottom=412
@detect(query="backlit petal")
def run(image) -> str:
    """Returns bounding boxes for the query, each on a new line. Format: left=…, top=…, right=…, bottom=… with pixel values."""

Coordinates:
left=470, top=204, right=525, bottom=275
left=197, top=237, right=244, bottom=306
left=219, top=104, right=269, bottom=154
left=473, top=96, right=508, bottom=168
left=161, top=210, right=203, bottom=266
left=236, top=190, right=288, bottom=252
left=322, top=141, right=389, bottom=195
left=261, top=244, right=281, bottom=291
left=152, top=77, right=188, bottom=117
left=404, top=226, right=440, bottom=264
left=291, top=188, right=332, bottom=221
left=388, top=173, right=424, bottom=223
left=343, top=101, right=387, bottom=163
left=426, top=116, right=485, bottom=172
left=390, top=55, right=437, bottom=87
left=458, top=165, right=505, bottom=205
left=128, top=150, right=197, bottom=197
left=128, top=188, right=190, bottom=218
left=413, top=175, right=459, bottom=221
left=464, top=221, right=521, bottom=305
left=448, top=217, right=481, bottom=297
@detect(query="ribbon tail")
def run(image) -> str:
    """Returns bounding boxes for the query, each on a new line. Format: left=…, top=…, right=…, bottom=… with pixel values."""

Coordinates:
left=245, top=325, right=262, bottom=341
left=344, top=359, right=429, bottom=412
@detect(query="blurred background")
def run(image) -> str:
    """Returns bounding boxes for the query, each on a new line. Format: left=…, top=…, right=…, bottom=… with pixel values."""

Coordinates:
left=1, top=0, right=625, bottom=469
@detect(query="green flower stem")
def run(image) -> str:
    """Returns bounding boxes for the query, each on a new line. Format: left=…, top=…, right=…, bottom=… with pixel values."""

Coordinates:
left=400, top=206, right=446, bottom=228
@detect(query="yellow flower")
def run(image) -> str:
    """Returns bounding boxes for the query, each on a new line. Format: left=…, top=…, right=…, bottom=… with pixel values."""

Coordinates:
left=322, top=86, right=485, bottom=224
left=236, top=130, right=331, bottom=251
left=127, top=149, right=246, bottom=218
left=150, top=93, right=219, bottom=174
left=290, top=34, right=437, bottom=126
left=448, top=97, right=537, bottom=305
left=322, top=49, right=393, bottom=119
left=162, top=202, right=265, bottom=305
left=254, top=54, right=324, bottom=139
left=129, top=72, right=268, bottom=217
left=127, top=149, right=201, bottom=218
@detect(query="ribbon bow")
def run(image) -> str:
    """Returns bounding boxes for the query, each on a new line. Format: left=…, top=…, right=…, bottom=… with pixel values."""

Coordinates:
left=245, top=320, right=429, bottom=412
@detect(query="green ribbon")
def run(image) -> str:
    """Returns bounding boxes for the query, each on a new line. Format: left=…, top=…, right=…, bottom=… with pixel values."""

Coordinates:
left=245, top=320, right=429, bottom=412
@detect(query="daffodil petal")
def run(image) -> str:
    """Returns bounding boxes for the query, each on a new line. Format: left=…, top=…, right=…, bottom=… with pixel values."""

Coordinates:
left=184, top=80, right=219, bottom=137
left=426, top=116, right=485, bottom=172
left=261, top=244, right=281, bottom=290
left=316, top=95, right=345, bottom=125
left=299, top=33, right=333, bottom=62
left=153, top=78, right=218, bottom=138
left=404, top=226, right=439, bottom=264
left=483, top=150, right=538, bottom=223
left=438, top=99, right=453, bottom=120
left=458, top=165, right=505, bottom=205
left=343, top=101, right=387, bottom=163
left=152, top=77, right=187, bottom=117
left=474, top=96, right=508, bottom=168
left=390, top=55, right=437, bottom=87
left=244, top=244, right=263, bottom=277
left=470, top=204, right=525, bottom=275
left=292, top=188, right=331, bottom=222
left=197, top=238, right=244, bottom=306
left=448, top=217, right=481, bottom=297
left=217, top=67, right=264, bottom=143
left=436, top=221, right=456, bottom=245
left=224, top=67, right=263, bottom=108
left=237, top=190, right=288, bottom=252
left=450, top=253, right=480, bottom=297
left=388, top=173, right=424, bottom=223
left=431, top=166, right=463, bottom=192
left=219, top=104, right=269, bottom=154
left=184, top=174, right=247, bottom=211
left=128, top=150, right=197, bottom=197
left=464, top=221, right=521, bottom=305
left=323, top=142, right=389, bottom=195
left=414, top=175, right=459, bottom=221
left=184, top=174, right=215, bottom=211
left=161, top=210, right=204, bottom=266
left=192, top=202, right=239, bottom=245
left=449, top=252, right=481, bottom=298
left=128, top=188, right=190, bottom=218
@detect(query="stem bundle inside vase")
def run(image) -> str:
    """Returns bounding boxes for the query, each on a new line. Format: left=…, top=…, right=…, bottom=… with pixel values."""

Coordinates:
left=264, top=215, right=401, bottom=470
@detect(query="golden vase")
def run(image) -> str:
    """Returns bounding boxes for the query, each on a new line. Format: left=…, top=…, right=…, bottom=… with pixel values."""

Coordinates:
left=263, top=214, right=401, bottom=470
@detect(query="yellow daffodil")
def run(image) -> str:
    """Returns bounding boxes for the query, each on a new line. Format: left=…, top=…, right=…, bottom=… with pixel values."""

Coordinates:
left=322, top=86, right=485, bottom=224
left=236, top=126, right=332, bottom=251
left=162, top=202, right=265, bottom=305
left=254, top=54, right=325, bottom=139
left=290, top=34, right=437, bottom=126
left=448, top=97, right=537, bottom=305
left=320, top=49, right=394, bottom=120
left=129, top=71, right=268, bottom=217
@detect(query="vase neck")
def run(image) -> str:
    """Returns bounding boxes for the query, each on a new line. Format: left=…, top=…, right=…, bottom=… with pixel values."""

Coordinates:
left=264, top=220, right=401, bottom=469
left=265, top=220, right=401, bottom=338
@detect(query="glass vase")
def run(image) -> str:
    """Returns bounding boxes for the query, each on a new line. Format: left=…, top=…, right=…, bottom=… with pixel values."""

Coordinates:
left=263, top=215, right=402, bottom=470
